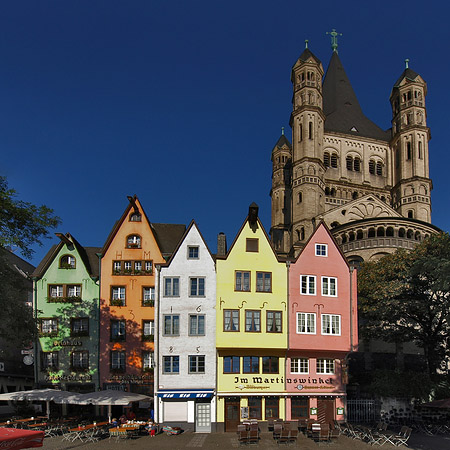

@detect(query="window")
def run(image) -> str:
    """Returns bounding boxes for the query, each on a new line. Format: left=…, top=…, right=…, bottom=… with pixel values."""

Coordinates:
left=376, top=161, right=383, bottom=176
left=265, top=397, right=279, bottom=419
left=267, top=311, right=282, bottom=333
left=308, top=122, right=313, bottom=139
left=248, top=397, right=262, bottom=419
left=245, top=310, right=261, bottom=332
left=124, top=261, right=132, bottom=272
left=40, top=318, right=58, bottom=335
left=111, top=351, right=126, bottom=371
left=113, top=261, right=121, bottom=273
left=189, top=355, right=205, bottom=374
left=164, top=277, right=180, bottom=297
left=322, top=277, right=337, bottom=296
left=297, top=312, right=316, bottom=334
left=59, top=255, right=75, bottom=269
left=67, top=285, right=81, bottom=298
left=346, top=155, right=353, bottom=170
left=224, top=310, right=239, bottom=331
left=134, top=261, right=142, bottom=273
left=142, top=320, right=154, bottom=341
left=223, top=356, right=240, bottom=373
left=235, top=271, right=250, bottom=291
left=407, top=142, right=411, bottom=160
left=262, top=356, right=279, bottom=374
left=188, top=246, right=199, bottom=259
left=189, top=314, right=205, bottom=336
left=243, top=356, right=259, bottom=373
left=317, top=358, right=335, bottom=374
left=291, top=357, right=309, bottom=374
left=354, top=157, right=361, bottom=172
left=71, top=351, right=89, bottom=370
left=163, top=355, right=179, bottom=374
left=331, top=154, right=338, bottom=168
left=48, top=285, right=63, bottom=298
left=41, top=352, right=58, bottom=370
left=142, top=287, right=155, bottom=306
left=291, top=397, right=309, bottom=419
left=129, top=212, right=141, bottom=222
left=71, top=318, right=89, bottom=336
left=322, top=314, right=341, bottom=335
left=246, top=238, right=259, bottom=252
left=323, top=152, right=330, bottom=167
left=111, top=320, right=126, bottom=341
left=142, top=351, right=154, bottom=370
left=111, top=286, right=126, bottom=306
left=300, top=275, right=316, bottom=295
left=163, top=315, right=180, bottom=336
left=369, top=160, right=375, bottom=174
left=126, top=234, right=141, bottom=248
left=256, top=272, right=271, bottom=292
left=315, top=244, right=327, bottom=256
left=190, top=277, right=205, bottom=296
left=144, top=261, right=153, bottom=273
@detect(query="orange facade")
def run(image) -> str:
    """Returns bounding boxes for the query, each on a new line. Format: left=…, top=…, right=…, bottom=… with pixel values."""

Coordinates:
left=99, top=196, right=165, bottom=394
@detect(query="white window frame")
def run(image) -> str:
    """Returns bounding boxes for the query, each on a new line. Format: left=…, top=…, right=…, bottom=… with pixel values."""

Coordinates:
left=143, top=351, right=154, bottom=369
left=321, top=314, right=341, bottom=335
left=296, top=312, right=316, bottom=334
left=67, top=285, right=81, bottom=298
left=143, top=287, right=155, bottom=301
left=111, top=351, right=126, bottom=370
left=112, top=287, right=126, bottom=300
left=315, top=243, right=328, bottom=257
left=300, top=275, right=316, bottom=295
left=143, top=320, right=154, bottom=337
left=41, top=318, right=58, bottom=334
left=321, top=277, right=337, bottom=297
left=49, top=285, right=63, bottom=298
left=316, top=358, right=335, bottom=374
left=290, top=357, right=309, bottom=374
left=187, top=246, right=199, bottom=259
left=164, top=277, right=180, bottom=297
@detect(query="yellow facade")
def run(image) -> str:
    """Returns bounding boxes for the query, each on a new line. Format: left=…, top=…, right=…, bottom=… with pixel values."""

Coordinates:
left=216, top=212, right=288, bottom=429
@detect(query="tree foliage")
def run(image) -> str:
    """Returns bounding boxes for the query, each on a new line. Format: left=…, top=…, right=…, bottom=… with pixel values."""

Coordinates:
left=0, top=176, right=61, bottom=259
left=0, top=175, right=61, bottom=350
left=358, top=232, right=450, bottom=375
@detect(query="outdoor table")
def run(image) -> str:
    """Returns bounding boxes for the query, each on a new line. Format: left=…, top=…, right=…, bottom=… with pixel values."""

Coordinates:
left=0, top=428, right=44, bottom=449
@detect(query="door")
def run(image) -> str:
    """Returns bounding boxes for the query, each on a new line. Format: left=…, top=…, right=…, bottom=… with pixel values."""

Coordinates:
left=195, top=402, right=211, bottom=433
left=225, top=398, right=240, bottom=432
left=317, top=398, right=335, bottom=427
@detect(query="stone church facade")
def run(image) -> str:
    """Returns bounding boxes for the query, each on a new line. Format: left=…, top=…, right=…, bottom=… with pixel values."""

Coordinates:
left=270, top=44, right=440, bottom=264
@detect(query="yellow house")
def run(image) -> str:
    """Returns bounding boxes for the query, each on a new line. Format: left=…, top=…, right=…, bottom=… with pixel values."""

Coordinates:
left=216, top=203, right=287, bottom=432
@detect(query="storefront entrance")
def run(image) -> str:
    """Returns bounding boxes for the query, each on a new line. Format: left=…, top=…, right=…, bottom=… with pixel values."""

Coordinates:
left=225, top=398, right=240, bottom=432
left=317, top=398, right=335, bottom=426
left=195, top=403, right=211, bottom=432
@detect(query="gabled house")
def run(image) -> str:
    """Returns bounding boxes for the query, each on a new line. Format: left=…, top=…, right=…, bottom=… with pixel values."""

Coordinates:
left=99, top=195, right=185, bottom=397
left=32, top=233, right=101, bottom=393
left=215, top=204, right=288, bottom=432
left=286, top=222, right=358, bottom=425
left=155, top=221, right=216, bottom=432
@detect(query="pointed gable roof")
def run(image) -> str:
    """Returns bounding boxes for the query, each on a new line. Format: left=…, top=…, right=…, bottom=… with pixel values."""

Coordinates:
left=393, top=67, right=421, bottom=88
left=274, top=134, right=291, bottom=149
left=32, top=233, right=101, bottom=279
left=296, top=47, right=321, bottom=65
left=323, top=52, right=390, bottom=141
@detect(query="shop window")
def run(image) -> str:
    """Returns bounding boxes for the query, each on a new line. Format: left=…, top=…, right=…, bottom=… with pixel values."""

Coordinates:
left=265, top=397, right=279, bottom=419
left=291, top=397, right=309, bottom=419
left=248, top=397, right=262, bottom=420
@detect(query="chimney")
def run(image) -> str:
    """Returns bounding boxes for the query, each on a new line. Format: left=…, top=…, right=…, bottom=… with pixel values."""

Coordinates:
left=217, top=232, right=227, bottom=257
left=248, top=202, right=259, bottom=225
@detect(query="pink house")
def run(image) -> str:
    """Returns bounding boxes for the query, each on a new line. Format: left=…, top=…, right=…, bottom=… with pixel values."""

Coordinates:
left=286, top=222, right=358, bottom=425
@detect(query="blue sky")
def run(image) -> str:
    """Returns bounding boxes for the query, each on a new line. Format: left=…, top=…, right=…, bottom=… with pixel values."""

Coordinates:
left=2, top=1, right=449, bottom=265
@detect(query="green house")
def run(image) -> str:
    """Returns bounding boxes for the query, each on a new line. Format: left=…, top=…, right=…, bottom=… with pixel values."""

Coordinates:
left=32, top=233, right=101, bottom=393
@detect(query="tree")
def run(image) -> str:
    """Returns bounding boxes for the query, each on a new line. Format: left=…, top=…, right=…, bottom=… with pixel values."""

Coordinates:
left=358, top=232, right=450, bottom=375
left=0, top=176, right=61, bottom=348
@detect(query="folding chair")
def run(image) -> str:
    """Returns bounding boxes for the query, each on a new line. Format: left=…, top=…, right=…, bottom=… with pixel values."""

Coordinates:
left=277, top=429, right=290, bottom=445
left=238, top=430, right=249, bottom=446
left=391, top=426, right=412, bottom=447
left=248, top=429, right=259, bottom=445
left=273, top=423, right=282, bottom=440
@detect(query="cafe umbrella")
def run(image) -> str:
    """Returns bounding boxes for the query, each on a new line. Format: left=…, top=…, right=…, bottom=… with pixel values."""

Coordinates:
left=54, top=390, right=152, bottom=422
left=0, top=388, right=74, bottom=418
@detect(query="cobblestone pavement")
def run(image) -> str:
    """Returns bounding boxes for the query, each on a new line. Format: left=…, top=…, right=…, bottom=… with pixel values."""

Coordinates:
left=38, top=430, right=450, bottom=450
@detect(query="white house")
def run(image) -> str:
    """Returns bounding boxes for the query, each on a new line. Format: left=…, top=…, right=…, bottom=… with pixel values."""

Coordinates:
left=155, top=221, right=216, bottom=432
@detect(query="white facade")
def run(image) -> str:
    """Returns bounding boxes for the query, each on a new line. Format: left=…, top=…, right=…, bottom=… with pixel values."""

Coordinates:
left=155, top=221, right=216, bottom=431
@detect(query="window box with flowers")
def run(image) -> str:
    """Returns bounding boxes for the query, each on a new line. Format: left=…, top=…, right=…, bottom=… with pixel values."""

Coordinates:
left=142, top=367, right=154, bottom=374
left=142, top=299, right=155, bottom=307
left=142, top=334, right=154, bottom=342
left=110, top=298, right=125, bottom=307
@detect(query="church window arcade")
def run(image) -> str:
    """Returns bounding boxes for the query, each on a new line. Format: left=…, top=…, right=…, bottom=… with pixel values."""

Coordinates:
left=346, top=155, right=361, bottom=172
left=324, top=152, right=338, bottom=168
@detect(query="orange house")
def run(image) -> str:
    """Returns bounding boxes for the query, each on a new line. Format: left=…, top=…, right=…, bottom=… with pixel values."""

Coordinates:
left=99, top=195, right=185, bottom=395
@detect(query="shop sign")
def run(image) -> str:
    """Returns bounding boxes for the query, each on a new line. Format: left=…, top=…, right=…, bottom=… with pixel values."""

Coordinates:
left=44, top=374, right=92, bottom=382
left=108, top=374, right=152, bottom=384
left=310, top=407, right=318, bottom=415
left=337, top=407, right=344, bottom=415
left=159, top=393, right=212, bottom=399
left=233, top=376, right=334, bottom=391
left=53, top=339, right=82, bottom=347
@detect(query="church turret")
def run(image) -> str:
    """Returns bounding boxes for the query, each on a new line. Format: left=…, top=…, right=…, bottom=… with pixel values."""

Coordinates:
left=290, top=41, right=326, bottom=254
left=390, top=60, right=432, bottom=222
left=270, top=129, right=292, bottom=254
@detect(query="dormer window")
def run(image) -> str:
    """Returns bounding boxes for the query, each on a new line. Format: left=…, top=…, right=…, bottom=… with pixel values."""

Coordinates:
left=129, top=212, right=141, bottom=222
left=315, top=244, right=328, bottom=257
left=127, top=234, right=141, bottom=248
left=59, top=255, right=75, bottom=269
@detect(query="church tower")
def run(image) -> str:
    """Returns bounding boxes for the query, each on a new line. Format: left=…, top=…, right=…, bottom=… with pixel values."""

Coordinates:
left=390, top=62, right=432, bottom=222
left=289, top=43, right=326, bottom=254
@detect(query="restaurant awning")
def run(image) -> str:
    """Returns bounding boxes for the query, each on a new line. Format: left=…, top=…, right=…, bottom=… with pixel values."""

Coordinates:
left=0, top=428, right=44, bottom=450
left=157, top=389, right=215, bottom=399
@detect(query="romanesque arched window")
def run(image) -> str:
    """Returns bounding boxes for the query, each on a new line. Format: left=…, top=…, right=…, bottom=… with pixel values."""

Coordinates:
left=369, top=160, right=375, bottom=175
left=376, top=162, right=383, bottom=176
left=324, top=152, right=330, bottom=168
left=346, top=156, right=353, bottom=171
left=330, top=154, right=338, bottom=168
left=353, top=157, right=361, bottom=172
